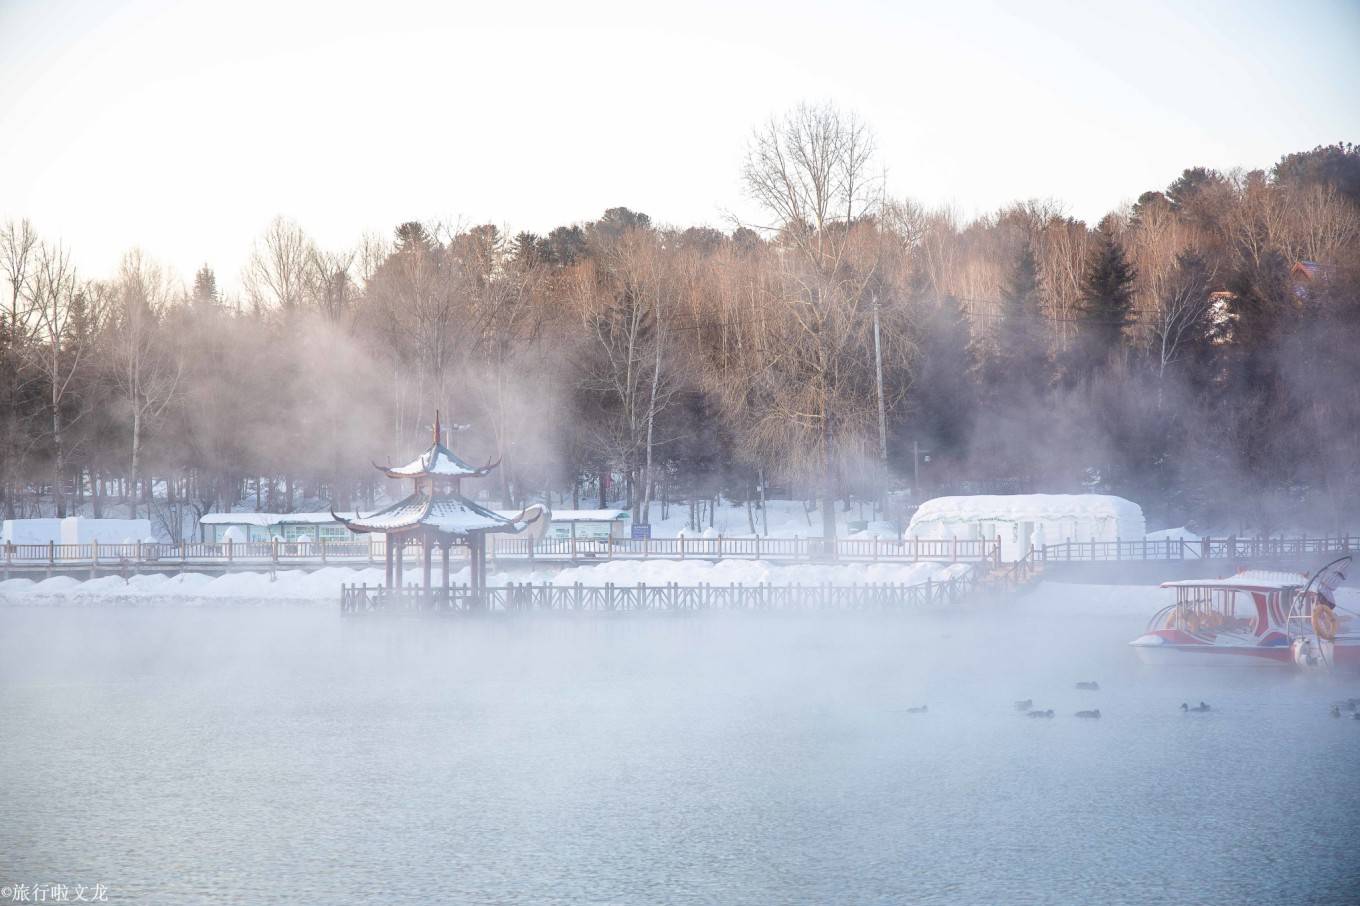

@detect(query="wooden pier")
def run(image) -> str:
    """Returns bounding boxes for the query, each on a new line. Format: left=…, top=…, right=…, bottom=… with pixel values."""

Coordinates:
left=339, top=575, right=977, bottom=615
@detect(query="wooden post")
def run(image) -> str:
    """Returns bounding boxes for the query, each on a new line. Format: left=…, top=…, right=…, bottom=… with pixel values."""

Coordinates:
left=272, top=538, right=279, bottom=564
left=717, top=534, right=723, bottom=559
left=227, top=538, right=234, bottom=563
left=385, top=537, right=393, bottom=589
left=90, top=539, right=98, bottom=579
left=755, top=535, right=761, bottom=560
left=320, top=537, right=327, bottom=563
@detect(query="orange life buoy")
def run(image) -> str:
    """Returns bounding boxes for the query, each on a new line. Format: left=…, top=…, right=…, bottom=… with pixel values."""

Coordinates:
left=1313, top=605, right=1338, bottom=642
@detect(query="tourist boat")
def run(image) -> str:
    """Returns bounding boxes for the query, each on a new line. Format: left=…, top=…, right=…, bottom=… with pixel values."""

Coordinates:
left=1129, top=558, right=1357, bottom=669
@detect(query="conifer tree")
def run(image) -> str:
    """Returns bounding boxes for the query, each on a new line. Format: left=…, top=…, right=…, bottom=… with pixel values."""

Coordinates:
left=989, top=242, right=1049, bottom=399
left=1070, top=223, right=1135, bottom=383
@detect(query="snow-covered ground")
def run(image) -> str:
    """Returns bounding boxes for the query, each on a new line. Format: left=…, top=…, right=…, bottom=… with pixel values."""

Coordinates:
left=0, top=559, right=972, bottom=606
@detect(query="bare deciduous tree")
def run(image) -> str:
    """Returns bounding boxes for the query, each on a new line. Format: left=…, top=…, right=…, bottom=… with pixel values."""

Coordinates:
left=110, top=250, right=182, bottom=518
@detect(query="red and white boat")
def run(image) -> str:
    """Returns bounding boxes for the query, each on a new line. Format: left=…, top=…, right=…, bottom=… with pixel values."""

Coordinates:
left=1130, top=572, right=1300, bottom=666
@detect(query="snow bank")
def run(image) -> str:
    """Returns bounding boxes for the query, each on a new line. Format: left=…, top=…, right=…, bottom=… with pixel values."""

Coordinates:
left=0, top=559, right=970, bottom=606
left=653, top=499, right=898, bottom=539
left=547, top=559, right=969, bottom=587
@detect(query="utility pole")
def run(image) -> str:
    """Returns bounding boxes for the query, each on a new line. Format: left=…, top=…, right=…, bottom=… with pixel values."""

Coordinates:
left=871, top=294, right=888, bottom=464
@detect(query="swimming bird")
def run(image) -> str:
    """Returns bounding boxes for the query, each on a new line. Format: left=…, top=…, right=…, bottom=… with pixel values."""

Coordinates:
left=1075, top=709, right=1101, bottom=719
left=1332, top=705, right=1342, bottom=718
left=1181, top=702, right=1211, bottom=713
left=1014, top=699, right=1033, bottom=711
left=906, top=705, right=928, bottom=714
left=1027, top=709, right=1055, bottom=718
left=1075, top=682, right=1100, bottom=691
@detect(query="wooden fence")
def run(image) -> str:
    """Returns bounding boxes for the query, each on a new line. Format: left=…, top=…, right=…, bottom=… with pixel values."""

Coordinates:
left=1035, top=535, right=1353, bottom=563
left=2, top=534, right=1351, bottom=576
left=0, top=535, right=1003, bottom=570
left=339, top=575, right=976, bottom=615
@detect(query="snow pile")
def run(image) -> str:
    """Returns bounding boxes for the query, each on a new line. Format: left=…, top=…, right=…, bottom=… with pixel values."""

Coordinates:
left=1145, top=526, right=1201, bottom=543
left=2, top=517, right=154, bottom=545
left=1, top=519, right=63, bottom=545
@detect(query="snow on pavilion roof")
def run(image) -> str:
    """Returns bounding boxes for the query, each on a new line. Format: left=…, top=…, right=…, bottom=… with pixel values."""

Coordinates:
left=334, top=492, right=539, bottom=537
left=378, top=441, right=492, bottom=480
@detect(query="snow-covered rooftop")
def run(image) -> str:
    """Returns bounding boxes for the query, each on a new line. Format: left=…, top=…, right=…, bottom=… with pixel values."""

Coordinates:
left=909, top=494, right=1144, bottom=525
left=201, top=512, right=360, bottom=526
left=538, top=509, right=629, bottom=523
left=382, top=442, right=487, bottom=479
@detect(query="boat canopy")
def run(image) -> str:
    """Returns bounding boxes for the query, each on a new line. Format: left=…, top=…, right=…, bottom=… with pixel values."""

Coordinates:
left=1161, top=570, right=1307, bottom=592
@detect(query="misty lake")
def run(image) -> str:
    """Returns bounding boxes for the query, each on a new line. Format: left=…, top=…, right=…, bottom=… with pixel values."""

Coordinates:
left=2, top=592, right=1358, bottom=905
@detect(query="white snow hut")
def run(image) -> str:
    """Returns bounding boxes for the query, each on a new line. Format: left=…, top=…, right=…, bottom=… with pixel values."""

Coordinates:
left=905, top=494, right=1146, bottom=561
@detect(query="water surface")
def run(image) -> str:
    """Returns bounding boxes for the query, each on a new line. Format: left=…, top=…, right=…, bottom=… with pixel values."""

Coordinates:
left=2, top=591, right=1357, bottom=904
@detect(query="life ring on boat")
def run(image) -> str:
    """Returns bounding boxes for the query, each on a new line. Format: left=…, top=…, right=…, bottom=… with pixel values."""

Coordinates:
left=1312, top=605, right=1338, bottom=642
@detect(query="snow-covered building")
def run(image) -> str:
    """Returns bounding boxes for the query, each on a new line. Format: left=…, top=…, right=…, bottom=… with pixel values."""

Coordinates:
left=199, top=511, right=360, bottom=544
left=542, top=509, right=631, bottom=541
left=905, top=494, right=1146, bottom=561
left=2, top=516, right=153, bottom=545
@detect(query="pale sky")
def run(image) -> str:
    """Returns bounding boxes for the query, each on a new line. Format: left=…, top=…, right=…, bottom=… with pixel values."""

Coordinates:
left=2, top=0, right=1357, bottom=292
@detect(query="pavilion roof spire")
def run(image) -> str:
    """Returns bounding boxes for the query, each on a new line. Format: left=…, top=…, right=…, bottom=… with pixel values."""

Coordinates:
left=370, top=411, right=500, bottom=480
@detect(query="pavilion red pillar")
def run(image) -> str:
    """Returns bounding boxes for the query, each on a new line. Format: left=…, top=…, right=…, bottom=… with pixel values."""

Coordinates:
left=478, top=535, right=488, bottom=602
left=441, top=542, right=451, bottom=608
left=469, top=535, right=482, bottom=606
left=384, top=535, right=394, bottom=588
left=394, top=537, right=404, bottom=590
left=422, top=535, right=433, bottom=605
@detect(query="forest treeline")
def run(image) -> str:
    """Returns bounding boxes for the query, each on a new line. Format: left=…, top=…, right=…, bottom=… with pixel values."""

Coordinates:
left=2, top=106, right=1358, bottom=537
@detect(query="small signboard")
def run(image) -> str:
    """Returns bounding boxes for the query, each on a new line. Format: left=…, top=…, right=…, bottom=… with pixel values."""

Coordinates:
left=631, top=523, right=652, bottom=540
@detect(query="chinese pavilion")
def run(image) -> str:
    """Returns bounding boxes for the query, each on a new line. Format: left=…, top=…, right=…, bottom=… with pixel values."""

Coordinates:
left=332, top=412, right=543, bottom=608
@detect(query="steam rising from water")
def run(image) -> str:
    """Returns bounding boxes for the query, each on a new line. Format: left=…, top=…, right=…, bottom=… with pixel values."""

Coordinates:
left=2, top=585, right=1357, bottom=904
